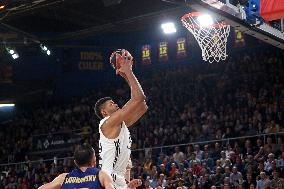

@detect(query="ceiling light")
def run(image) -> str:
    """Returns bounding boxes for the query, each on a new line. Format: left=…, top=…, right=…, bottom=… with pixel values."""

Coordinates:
left=9, top=49, right=15, bottom=54
left=12, top=53, right=19, bottom=59
left=197, top=14, right=214, bottom=27
left=0, top=104, right=15, bottom=108
left=161, top=22, right=177, bottom=34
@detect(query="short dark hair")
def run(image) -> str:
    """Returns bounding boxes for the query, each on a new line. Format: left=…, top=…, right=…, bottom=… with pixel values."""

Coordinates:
left=74, top=144, right=95, bottom=166
left=94, top=97, right=112, bottom=119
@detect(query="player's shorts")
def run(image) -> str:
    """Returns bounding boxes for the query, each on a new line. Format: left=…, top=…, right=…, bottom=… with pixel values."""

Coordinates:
left=114, top=183, right=128, bottom=189
left=112, top=173, right=127, bottom=189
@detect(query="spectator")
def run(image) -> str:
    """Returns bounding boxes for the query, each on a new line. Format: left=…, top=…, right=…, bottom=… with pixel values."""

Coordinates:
left=144, top=180, right=153, bottom=189
left=278, top=151, right=284, bottom=169
left=194, top=145, right=204, bottom=161
left=158, top=163, right=167, bottom=176
left=211, top=166, right=224, bottom=188
left=188, top=153, right=201, bottom=168
left=157, top=173, right=167, bottom=188
left=168, top=163, right=178, bottom=177
left=220, top=151, right=227, bottom=167
left=243, top=173, right=256, bottom=189
left=173, top=147, right=185, bottom=164
left=235, top=155, right=245, bottom=174
left=265, top=153, right=275, bottom=172
left=149, top=173, right=158, bottom=188
left=201, top=173, right=213, bottom=189
left=202, top=152, right=214, bottom=171
left=191, top=160, right=202, bottom=177
left=224, top=166, right=231, bottom=178
left=256, top=172, right=270, bottom=189
left=230, top=166, right=243, bottom=187
left=270, top=170, right=284, bottom=188
left=166, top=157, right=179, bottom=175
left=211, top=143, right=221, bottom=161
left=144, top=158, right=153, bottom=175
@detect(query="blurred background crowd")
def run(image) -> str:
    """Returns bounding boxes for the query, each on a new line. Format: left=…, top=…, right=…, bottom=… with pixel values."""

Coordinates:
left=0, top=49, right=284, bottom=189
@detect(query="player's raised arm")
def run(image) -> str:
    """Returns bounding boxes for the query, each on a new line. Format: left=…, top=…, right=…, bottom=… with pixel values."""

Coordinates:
left=117, top=50, right=148, bottom=126
left=118, top=51, right=146, bottom=101
left=96, top=50, right=147, bottom=131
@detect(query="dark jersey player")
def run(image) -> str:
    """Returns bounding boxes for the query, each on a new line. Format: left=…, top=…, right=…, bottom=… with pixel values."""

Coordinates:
left=38, top=144, right=114, bottom=189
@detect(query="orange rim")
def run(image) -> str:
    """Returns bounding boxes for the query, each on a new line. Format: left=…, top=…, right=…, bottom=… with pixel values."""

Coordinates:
left=181, top=12, right=229, bottom=28
left=183, top=23, right=229, bottom=28
left=181, top=12, right=204, bottom=20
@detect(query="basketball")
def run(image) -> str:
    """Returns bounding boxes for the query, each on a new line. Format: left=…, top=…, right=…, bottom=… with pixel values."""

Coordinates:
left=109, top=49, right=132, bottom=70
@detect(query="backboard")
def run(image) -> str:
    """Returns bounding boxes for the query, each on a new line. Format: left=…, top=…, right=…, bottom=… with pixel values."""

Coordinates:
left=183, top=0, right=284, bottom=49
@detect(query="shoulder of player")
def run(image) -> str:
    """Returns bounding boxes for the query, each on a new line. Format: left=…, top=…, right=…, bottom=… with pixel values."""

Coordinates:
left=57, top=173, right=68, bottom=183
left=101, top=111, right=123, bottom=129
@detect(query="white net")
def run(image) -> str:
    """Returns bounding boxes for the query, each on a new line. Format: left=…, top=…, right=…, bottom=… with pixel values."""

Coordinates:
left=181, top=13, right=230, bottom=63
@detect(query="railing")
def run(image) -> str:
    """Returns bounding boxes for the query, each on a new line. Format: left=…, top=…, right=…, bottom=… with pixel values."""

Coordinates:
left=132, top=131, right=284, bottom=152
left=130, top=132, right=284, bottom=160
left=0, top=132, right=283, bottom=173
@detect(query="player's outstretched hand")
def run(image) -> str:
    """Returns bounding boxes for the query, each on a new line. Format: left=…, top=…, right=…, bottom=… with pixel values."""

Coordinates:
left=127, top=179, right=142, bottom=189
left=116, top=50, right=133, bottom=76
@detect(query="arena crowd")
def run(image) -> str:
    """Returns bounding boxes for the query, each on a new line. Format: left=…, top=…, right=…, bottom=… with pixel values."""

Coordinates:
left=0, top=49, right=284, bottom=189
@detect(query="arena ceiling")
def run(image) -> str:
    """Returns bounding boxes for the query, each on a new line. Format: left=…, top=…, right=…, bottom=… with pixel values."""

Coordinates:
left=0, top=0, right=187, bottom=42
left=0, top=0, right=189, bottom=103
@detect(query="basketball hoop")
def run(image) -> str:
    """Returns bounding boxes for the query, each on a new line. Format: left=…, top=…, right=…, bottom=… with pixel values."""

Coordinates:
left=181, top=12, right=230, bottom=63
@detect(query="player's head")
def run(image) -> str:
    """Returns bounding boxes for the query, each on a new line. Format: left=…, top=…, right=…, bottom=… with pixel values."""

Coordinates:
left=74, top=144, right=96, bottom=167
left=94, top=97, right=119, bottom=119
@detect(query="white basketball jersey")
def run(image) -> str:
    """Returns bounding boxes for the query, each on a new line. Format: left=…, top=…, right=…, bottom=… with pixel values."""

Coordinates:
left=98, top=116, right=132, bottom=189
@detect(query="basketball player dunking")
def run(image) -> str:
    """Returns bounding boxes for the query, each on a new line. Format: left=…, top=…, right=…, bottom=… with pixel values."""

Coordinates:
left=94, top=51, right=148, bottom=189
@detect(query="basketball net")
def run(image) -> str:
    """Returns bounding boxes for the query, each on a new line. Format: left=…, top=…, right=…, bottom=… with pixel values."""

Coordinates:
left=181, top=12, right=230, bottom=63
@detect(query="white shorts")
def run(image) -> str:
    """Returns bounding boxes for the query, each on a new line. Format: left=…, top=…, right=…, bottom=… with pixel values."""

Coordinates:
left=112, top=173, right=127, bottom=189
left=114, top=183, right=128, bottom=189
